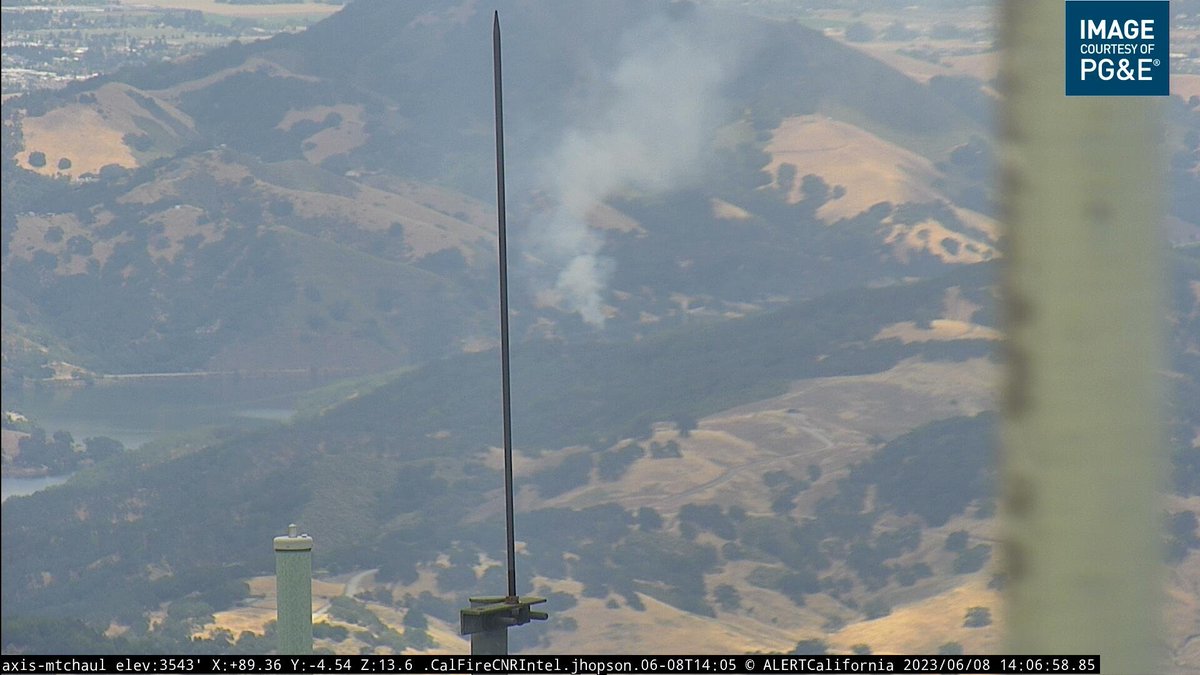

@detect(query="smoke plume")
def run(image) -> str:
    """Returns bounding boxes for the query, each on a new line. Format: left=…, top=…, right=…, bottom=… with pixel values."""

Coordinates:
left=527, top=8, right=741, bottom=326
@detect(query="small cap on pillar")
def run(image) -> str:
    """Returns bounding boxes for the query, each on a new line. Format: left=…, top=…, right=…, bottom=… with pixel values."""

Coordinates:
left=274, top=523, right=312, bottom=551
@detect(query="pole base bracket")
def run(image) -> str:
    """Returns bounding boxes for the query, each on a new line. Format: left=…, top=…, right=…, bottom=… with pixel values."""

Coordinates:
left=460, top=596, right=548, bottom=635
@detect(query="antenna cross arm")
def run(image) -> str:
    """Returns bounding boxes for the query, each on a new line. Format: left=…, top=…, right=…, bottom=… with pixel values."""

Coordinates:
left=460, top=596, right=548, bottom=636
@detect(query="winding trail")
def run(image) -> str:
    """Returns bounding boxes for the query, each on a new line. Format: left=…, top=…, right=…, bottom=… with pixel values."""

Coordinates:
left=313, top=568, right=377, bottom=618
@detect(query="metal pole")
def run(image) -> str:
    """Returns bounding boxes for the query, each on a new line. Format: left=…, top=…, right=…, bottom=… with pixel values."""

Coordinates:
left=459, top=14, right=547, bottom=655
left=998, top=3, right=1164, bottom=673
left=274, top=524, right=313, bottom=655
left=493, top=9, right=518, bottom=604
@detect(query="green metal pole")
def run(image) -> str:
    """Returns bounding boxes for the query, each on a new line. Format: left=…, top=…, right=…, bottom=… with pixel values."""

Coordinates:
left=274, top=524, right=313, bottom=655
left=998, top=3, right=1164, bottom=673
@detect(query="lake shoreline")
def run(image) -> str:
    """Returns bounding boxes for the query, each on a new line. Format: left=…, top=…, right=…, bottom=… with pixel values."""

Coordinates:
left=1, top=465, right=61, bottom=479
left=2, top=473, right=73, bottom=502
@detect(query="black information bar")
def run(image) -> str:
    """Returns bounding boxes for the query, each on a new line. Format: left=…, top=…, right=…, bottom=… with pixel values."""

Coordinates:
left=0, top=655, right=1100, bottom=675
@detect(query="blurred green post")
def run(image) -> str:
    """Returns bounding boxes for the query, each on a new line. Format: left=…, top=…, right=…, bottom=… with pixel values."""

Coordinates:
left=998, top=3, right=1165, bottom=674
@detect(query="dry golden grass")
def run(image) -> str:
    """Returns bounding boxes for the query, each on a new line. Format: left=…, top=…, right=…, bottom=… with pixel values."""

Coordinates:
left=522, top=357, right=998, bottom=522
left=278, top=104, right=352, bottom=130
left=541, top=566, right=997, bottom=657
left=586, top=202, right=644, bottom=233
left=155, top=56, right=320, bottom=101
left=850, top=43, right=957, bottom=83
left=388, top=567, right=443, bottom=600
left=423, top=617, right=471, bottom=655
left=216, top=568, right=471, bottom=654
left=112, top=152, right=493, bottom=263
left=546, top=591, right=791, bottom=655
left=1167, top=560, right=1200, bottom=671
left=1166, top=496, right=1200, bottom=671
left=711, top=198, right=752, bottom=221
left=543, top=430, right=746, bottom=514
left=764, top=115, right=941, bottom=222
left=701, top=357, right=997, bottom=494
left=451, top=358, right=1005, bottom=655
left=17, top=82, right=194, bottom=178
left=951, top=206, right=1000, bottom=240
left=940, top=52, right=1002, bottom=85
left=245, top=575, right=342, bottom=602
left=481, top=444, right=551, bottom=479
left=274, top=178, right=491, bottom=261
left=829, top=577, right=1002, bottom=654
left=45, top=361, right=93, bottom=381
left=1174, top=75, right=1200, bottom=103
left=10, top=212, right=96, bottom=274
left=941, top=286, right=981, bottom=322
left=198, top=353, right=1200, bottom=665
left=519, top=358, right=998, bottom=648
left=1, top=428, right=30, bottom=460
left=843, top=41, right=999, bottom=87
left=119, top=154, right=248, bottom=205
left=278, top=104, right=368, bottom=165
left=884, top=218, right=995, bottom=264
left=19, top=106, right=135, bottom=177
left=204, top=606, right=276, bottom=639
left=702, top=559, right=848, bottom=637
left=143, top=205, right=223, bottom=263
left=203, top=575, right=345, bottom=639
left=874, top=320, right=1001, bottom=344
left=815, top=3, right=997, bottom=84
left=364, top=602, right=468, bottom=654
left=371, top=179, right=495, bottom=231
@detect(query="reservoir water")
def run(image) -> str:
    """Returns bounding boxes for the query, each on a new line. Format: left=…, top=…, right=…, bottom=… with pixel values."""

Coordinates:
left=2, top=474, right=72, bottom=502
left=1, top=374, right=339, bottom=501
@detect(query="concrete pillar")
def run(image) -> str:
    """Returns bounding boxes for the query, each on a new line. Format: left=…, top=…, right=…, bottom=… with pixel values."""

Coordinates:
left=274, top=524, right=313, bottom=655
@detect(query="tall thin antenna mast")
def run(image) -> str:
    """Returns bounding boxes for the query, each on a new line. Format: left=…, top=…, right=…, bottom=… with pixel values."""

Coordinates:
left=494, top=8, right=518, bottom=604
left=459, top=12, right=547, bottom=655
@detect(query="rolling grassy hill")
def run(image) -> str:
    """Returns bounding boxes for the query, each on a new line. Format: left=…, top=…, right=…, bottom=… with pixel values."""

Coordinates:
left=2, top=0, right=1007, bottom=381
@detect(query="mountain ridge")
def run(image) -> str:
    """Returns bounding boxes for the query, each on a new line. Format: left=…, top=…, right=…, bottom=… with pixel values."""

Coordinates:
left=3, top=0, right=1010, bottom=379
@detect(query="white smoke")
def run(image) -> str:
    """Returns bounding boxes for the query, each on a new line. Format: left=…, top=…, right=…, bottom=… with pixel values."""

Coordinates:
left=528, top=8, right=741, bottom=326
